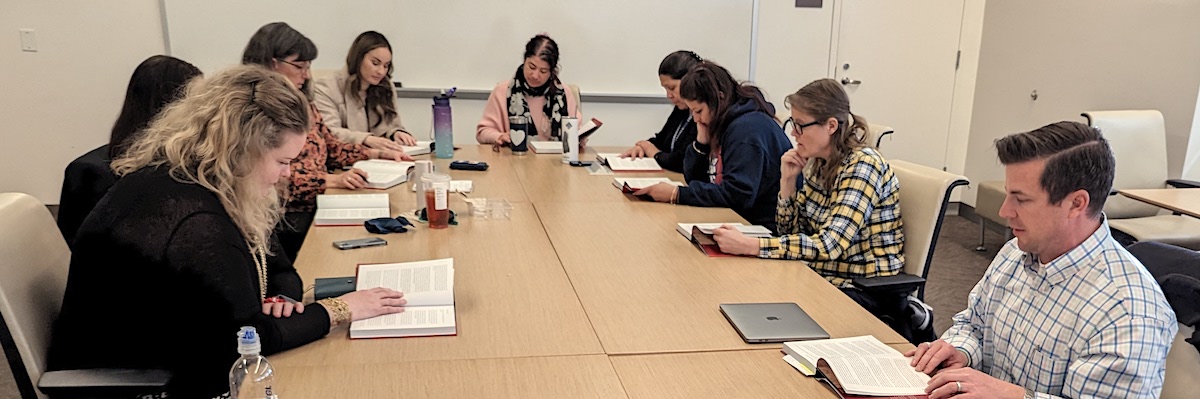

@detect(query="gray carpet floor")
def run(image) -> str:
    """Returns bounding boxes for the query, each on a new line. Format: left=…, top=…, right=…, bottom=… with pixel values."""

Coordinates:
left=0, top=215, right=1001, bottom=398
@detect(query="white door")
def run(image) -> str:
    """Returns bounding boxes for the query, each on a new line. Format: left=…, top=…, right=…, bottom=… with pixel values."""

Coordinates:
left=831, top=0, right=965, bottom=169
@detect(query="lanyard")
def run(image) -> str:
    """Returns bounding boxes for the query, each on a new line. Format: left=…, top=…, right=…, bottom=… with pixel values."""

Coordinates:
left=669, top=114, right=692, bottom=152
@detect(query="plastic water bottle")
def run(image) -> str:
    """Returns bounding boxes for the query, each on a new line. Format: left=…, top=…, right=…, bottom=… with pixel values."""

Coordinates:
left=229, top=326, right=278, bottom=399
left=433, top=88, right=456, bottom=159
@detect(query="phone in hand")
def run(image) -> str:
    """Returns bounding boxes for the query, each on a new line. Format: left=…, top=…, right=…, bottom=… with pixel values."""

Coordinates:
left=333, top=237, right=387, bottom=250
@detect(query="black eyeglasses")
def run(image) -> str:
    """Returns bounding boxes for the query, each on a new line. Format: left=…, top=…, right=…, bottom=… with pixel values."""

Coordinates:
left=275, top=58, right=311, bottom=72
left=783, top=117, right=822, bottom=136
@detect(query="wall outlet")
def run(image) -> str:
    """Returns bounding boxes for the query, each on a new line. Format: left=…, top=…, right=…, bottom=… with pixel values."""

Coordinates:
left=19, top=29, right=37, bottom=52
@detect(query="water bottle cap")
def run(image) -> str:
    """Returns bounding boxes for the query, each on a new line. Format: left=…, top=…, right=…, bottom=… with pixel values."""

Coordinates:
left=236, top=326, right=261, bottom=355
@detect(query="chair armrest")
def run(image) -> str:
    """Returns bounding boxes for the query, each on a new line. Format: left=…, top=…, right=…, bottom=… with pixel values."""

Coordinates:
left=851, top=273, right=926, bottom=295
left=1166, top=179, right=1200, bottom=189
left=38, top=368, right=171, bottom=397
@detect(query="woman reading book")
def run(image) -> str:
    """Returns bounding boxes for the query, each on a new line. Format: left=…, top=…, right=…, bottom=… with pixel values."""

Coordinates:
left=633, top=61, right=790, bottom=233
left=618, top=50, right=702, bottom=172
left=313, top=31, right=417, bottom=151
left=476, top=34, right=583, bottom=148
left=710, top=78, right=906, bottom=330
left=241, top=22, right=411, bottom=259
left=47, top=65, right=408, bottom=398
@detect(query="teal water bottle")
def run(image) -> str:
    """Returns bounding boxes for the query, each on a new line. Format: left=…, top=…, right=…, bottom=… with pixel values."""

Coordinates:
left=433, top=88, right=455, bottom=159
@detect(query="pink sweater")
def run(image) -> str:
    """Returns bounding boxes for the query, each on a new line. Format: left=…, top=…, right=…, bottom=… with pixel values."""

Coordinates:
left=476, top=80, right=581, bottom=144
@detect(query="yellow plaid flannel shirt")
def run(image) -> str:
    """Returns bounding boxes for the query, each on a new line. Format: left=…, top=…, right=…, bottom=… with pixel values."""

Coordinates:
left=758, top=147, right=904, bottom=288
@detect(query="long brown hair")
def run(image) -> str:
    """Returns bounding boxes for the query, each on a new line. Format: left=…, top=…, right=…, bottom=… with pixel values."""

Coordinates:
left=344, top=31, right=398, bottom=128
left=678, top=61, right=775, bottom=155
left=785, top=78, right=869, bottom=190
left=112, top=65, right=310, bottom=255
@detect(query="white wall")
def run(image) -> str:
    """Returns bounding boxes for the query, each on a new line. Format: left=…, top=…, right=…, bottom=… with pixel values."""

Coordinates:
left=0, top=0, right=166, bottom=203
left=961, top=0, right=1200, bottom=206
left=1183, top=84, right=1200, bottom=181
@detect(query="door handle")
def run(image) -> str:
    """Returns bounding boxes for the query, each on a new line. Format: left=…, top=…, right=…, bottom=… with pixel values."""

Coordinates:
left=841, top=77, right=862, bottom=85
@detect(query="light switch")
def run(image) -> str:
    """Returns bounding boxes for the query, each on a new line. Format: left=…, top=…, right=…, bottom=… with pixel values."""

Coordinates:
left=19, top=29, right=37, bottom=52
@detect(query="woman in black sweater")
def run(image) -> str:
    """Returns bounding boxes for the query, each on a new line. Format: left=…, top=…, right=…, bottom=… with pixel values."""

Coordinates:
left=619, top=51, right=702, bottom=172
left=47, top=65, right=407, bottom=398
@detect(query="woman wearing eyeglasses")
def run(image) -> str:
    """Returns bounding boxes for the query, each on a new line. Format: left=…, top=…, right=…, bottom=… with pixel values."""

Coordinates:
left=633, top=61, right=790, bottom=232
left=313, top=31, right=416, bottom=151
left=710, top=78, right=904, bottom=313
left=242, top=22, right=412, bottom=260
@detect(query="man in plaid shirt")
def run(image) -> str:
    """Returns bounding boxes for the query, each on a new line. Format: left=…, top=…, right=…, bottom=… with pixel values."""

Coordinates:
left=907, top=121, right=1176, bottom=399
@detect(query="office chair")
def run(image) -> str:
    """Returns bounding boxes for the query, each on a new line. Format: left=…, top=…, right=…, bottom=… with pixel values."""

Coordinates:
left=1083, top=110, right=1200, bottom=249
left=0, top=193, right=169, bottom=399
left=1126, top=241, right=1200, bottom=399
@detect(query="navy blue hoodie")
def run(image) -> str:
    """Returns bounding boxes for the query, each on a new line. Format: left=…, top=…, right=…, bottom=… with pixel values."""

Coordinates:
left=678, top=94, right=790, bottom=233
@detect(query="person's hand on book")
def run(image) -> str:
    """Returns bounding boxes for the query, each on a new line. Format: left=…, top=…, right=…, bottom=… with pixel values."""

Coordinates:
left=905, top=339, right=968, bottom=375
left=339, top=287, right=407, bottom=321
left=392, top=131, right=418, bottom=146
left=372, top=149, right=414, bottom=162
left=364, top=135, right=405, bottom=152
left=712, top=225, right=758, bottom=256
left=621, top=145, right=646, bottom=159
left=924, top=367, right=1026, bottom=399
left=632, top=182, right=676, bottom=202
left=329, top=168, right=369, bottom=190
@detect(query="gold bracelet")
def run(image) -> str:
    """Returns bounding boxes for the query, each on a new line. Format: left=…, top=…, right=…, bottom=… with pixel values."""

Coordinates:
left=316, top=298, right=351, bottom=327
left=670, top=187, right=680, bottom=205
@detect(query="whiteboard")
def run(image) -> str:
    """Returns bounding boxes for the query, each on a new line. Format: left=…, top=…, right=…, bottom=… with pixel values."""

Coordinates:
left=163, top=0, right=753, bottom=95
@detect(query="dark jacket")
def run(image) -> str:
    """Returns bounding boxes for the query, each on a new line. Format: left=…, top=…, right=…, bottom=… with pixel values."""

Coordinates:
left=679, top=94, right=789, bottom=233
left=57, top=145, right=117, bottom=248
left=648, top=107, right=697, bottom=173
left=48, top=167, right=331, bottom=398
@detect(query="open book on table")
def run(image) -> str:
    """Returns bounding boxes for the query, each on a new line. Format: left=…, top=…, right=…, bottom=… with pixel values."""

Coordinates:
left=676, top=223, right=772, bottom=257
left=350, top=258, right=456, bottom=339
left=351, top=159, right=415, bottom=189
left=595, top=153, right=663, bottom=172
left=782, top=335, right=930, bottom=398
left=314, top=193, right=390, bottom=226
left=401, top=140, right=433, bottom=156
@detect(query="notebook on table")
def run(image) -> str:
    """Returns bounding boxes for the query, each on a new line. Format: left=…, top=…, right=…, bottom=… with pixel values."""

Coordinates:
left=719, top=302, right=829, bottom=343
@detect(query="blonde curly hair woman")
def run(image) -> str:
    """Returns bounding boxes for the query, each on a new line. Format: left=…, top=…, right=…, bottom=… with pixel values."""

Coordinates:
left=48, top=65, right=407, bottom=398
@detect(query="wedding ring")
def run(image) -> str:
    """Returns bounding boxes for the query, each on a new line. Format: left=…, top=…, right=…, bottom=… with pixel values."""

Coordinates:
left=955, top=381, right=962, bottom=393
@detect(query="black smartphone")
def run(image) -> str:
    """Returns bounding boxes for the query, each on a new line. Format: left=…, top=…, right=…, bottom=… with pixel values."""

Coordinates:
left=569, top=161, right=593, bottom=167
left=332, top=237, right=387, bottom=250
left=449, top=160, right=489, bottom=171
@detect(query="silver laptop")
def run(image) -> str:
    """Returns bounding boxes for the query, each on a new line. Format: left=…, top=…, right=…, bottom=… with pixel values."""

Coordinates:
left=720, top=303, right=830, bottom=343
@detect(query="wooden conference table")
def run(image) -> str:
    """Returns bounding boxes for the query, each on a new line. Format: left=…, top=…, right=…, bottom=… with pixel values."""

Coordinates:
left=269, top=145, right=909, bottom=398
left=1118, top=188, right=1200, bottom=219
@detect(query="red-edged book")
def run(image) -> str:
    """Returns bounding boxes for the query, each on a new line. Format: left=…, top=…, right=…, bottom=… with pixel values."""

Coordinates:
left=349, top=258, right=457, bottom=339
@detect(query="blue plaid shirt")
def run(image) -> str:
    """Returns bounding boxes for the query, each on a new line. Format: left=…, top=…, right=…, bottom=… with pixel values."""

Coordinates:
left=943, top=218, right=1177, bottom=398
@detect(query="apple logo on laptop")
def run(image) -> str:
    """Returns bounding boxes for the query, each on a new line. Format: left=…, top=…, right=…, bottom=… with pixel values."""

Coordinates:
left=766, top=316, right=780, bottom=321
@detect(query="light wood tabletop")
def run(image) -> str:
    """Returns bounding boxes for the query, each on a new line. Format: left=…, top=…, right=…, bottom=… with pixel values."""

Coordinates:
left=611, top=343, right=920, bottom=399
left=276, top=145, right=910, bottom=396
left=276, top=201, right=603, bottom=366
left=273, top=355, right=627, bottom=399
left=1118, top=188, right=1200, bottom=219
left=537, top=201, right=908, bottom=354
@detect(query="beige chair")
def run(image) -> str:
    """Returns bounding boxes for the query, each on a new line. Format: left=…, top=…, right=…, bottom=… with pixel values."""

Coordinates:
left=567, top=83, right=582, bottom=116
left=1083, top=110, right=1200, bottom=249
left=0, top=193, right=168, bottom=399
left=853, top=160, right=969, bottom=301
left=973, top=180, right=1010, bottom=251
left=868, top=123, right=895, bottom=150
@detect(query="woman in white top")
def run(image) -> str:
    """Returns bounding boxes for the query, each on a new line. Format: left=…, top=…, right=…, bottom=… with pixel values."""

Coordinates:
left=313, top=31, right=416, bottom=151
